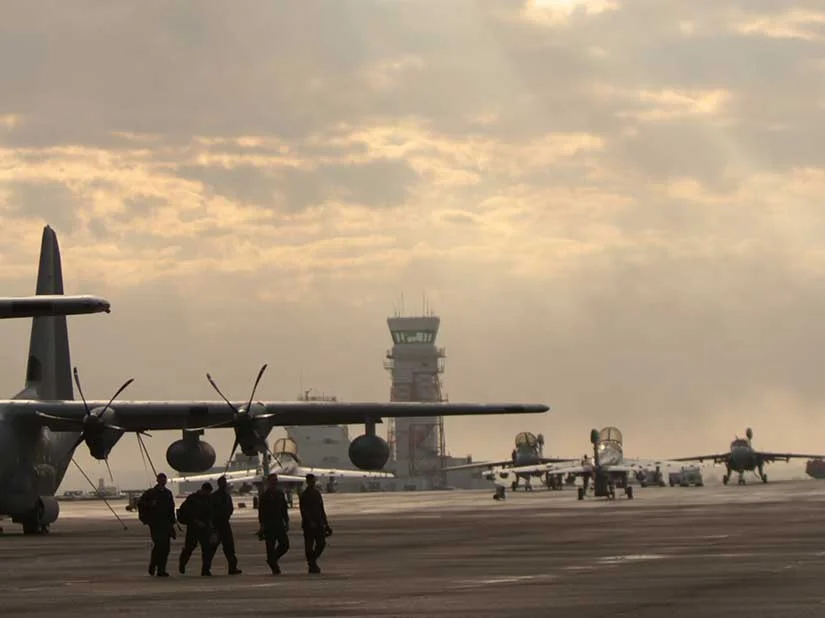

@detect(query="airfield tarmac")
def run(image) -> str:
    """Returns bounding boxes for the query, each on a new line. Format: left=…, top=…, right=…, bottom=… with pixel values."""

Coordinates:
left=2, top=481, right=825, bottom=617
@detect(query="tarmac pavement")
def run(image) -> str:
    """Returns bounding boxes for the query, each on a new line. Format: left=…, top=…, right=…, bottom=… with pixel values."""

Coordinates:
left=1, top=481, right=824, bottom=617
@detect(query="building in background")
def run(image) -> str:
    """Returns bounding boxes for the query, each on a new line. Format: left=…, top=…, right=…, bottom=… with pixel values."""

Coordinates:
left=384, top=303, right=483, bottom=490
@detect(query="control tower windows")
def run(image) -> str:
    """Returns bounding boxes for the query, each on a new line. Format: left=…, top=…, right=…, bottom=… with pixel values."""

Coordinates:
left=391, top=330, right=435, bottom=344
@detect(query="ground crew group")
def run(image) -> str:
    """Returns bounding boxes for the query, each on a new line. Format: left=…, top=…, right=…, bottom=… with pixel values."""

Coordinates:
left=137, top=471, right=332, bottom=577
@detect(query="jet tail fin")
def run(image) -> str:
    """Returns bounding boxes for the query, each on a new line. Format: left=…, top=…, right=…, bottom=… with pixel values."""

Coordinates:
left=19, top=225, right=74, bottom=400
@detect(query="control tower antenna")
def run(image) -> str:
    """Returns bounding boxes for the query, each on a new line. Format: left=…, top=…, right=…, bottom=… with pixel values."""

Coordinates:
left=384, top=302, right=447, bottom=490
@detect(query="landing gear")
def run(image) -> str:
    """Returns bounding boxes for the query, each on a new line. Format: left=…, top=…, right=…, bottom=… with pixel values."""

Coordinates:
left=17, top=502, right=48, bottom=535
left=625, top=486, right=634, bottom=500
left=722, top=474, right=729, bottom=485
left=493, top=486, right=506, bottom=501
left=577, top=487, right=585, bottom=501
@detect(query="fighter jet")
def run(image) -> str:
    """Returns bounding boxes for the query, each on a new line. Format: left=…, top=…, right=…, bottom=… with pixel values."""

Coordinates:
left=0, top=225, right=550, bottom=534
left=672, top=428, right=825, bottom=485
left=442, top=431, right=572, bottom=491
left=169, top=436, right=394, bottom=490
left=502, top=427, right=677, bottom=500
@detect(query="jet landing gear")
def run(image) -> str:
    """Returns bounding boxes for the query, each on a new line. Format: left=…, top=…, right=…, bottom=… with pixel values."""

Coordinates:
left=576, top=476, right=633, bottom=500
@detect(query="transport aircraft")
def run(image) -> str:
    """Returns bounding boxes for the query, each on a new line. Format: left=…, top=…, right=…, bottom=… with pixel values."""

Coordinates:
left=672, top=428, right=825, bottom=485
left=496, top=427, right=677, bottom=500
left=0, top=225, right=550, bottom=534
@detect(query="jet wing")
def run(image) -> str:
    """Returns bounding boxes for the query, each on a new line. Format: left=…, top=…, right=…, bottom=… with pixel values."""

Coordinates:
left=5, top=400, right=549, bottom=432
left=444, top=457, right=576, bottom=473
left=170, top=470, right=261, bottom=485
left=296, top=465, right=394, bottom=479
left=443, top=460, right=515, bottom=472
left=169, top=469, right=260, bottom=483
left=756, top=451, right=825, bottom=463
left=621, top=457, right=681, bottom=470
left=671, top=453, right=731, bottom=464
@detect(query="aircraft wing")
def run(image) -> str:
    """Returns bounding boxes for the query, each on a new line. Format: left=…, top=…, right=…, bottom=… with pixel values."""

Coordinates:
left=5, top=400, right=549, bottom=432
left=169, top=469, right=259, bottom=483
left=442, top=460, right=514, bottom=472
left=170, top=470, right=261, bottom=485
left=621, top=457, right=681, bottom=470
left=444, top=456, right=576, bottom=473
left=671, top=453, right=731, bottom=464
left=0, top=295, right=110, bottom=318
left=756, top=451, right=825, bottom=463
left=296, top=465, right=394, bottom=479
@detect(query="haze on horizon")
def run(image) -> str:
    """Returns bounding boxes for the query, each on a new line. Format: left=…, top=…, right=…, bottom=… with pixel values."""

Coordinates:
left=1, top=0, right=824, bottom=490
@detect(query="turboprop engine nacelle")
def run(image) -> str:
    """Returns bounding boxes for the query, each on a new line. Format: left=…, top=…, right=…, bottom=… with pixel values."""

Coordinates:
left=83, top=406, right=126, bottom=460
left=166, top=431, right=217, bottom=474
left=349, top=434, right=390, bottom=471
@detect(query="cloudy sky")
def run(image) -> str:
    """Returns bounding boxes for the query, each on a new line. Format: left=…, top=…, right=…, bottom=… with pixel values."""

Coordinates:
left=2, top=0, right=825, bottom=489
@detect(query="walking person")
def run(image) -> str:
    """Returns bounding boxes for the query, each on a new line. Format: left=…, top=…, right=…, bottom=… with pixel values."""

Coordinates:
left=177, top=482, right=217, bottom=576
left=137, top=472, right=177, bottom=577
left=257, top=473, right=290, bottom=574
left=211, top=475, right=242, bottom=575
left=299, top=473, right=333, bottom=574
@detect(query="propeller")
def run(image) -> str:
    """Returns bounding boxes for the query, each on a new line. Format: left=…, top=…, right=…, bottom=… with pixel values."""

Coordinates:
left=36, top=367, right=148, bottom=480
left=192, top=363, right=279, bottom=473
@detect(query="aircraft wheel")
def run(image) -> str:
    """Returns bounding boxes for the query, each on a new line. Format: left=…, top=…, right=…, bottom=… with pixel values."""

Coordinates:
left=625, top=486, right=634, bottom=500
left=738, top=477, right=745, bottom=485
left=762, top=474, right=768, bottom=484
left=722, top=475, right=729, bottom=485
left=577, top=487, right=584, bottom=500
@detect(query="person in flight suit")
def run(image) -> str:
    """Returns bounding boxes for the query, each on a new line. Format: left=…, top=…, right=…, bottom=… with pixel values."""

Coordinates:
left=138, top=472, right=177, bottom=577
left=299, top=473, right=333, bottom=574
left=211, top=475, right=242, bottom=575
left=178, top=482, right=218, bottom=576
left=257, top=473, right=290, bottom=574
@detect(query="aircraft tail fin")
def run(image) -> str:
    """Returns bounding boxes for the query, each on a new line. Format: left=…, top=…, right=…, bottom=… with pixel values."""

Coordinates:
left=20, top=225, right=74, bottom=400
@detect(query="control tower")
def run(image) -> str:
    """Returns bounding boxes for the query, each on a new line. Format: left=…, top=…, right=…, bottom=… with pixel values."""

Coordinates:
left=384, top=307, right=447, bottom=490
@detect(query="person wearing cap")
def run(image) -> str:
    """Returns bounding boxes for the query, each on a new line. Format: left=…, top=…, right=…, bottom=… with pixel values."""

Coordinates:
left=299, top=473, right=332, bottom=574
left=257, top=473, right=290, bottom=574
left=211, top=475, right=242, bottom=575
left=177, top=482, right=218, bottom=576
left=138, top=472, right=177, bottom=577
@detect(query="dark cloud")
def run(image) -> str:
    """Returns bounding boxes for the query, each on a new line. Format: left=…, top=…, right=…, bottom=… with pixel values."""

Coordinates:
left=3, top=181, right=81, bottom=230
left=2, top=1, right=825, bottom=482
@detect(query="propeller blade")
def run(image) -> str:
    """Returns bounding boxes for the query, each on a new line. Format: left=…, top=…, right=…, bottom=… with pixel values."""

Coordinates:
left=136, top=432, right=158, bottom=477
left=224, top=438, right=240, bottom=475
left=71, top=457, right=127, bottom=530
left=206, top=373, right=239, bottom=414
left=100, top=377, right=135, bottom=415
left=104, top=458, right=114, bottom=483
left=70, top=433, right=86, bottom=453
left=72, top=367, right=91, bottom=416
left=244, top=363, right=268, bottom=414
left=186, top=420, right=234, bottom=432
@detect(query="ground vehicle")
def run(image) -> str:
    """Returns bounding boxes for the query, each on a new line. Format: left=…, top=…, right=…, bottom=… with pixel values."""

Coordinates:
left=636, top=468, right=666, bottom=487
left=669, top=465, right=704, bottom=487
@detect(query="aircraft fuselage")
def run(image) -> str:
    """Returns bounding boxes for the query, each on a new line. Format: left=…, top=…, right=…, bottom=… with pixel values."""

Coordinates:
left=727, top=445, right=759, bottom=473
left=0, top=395, right=78, bottom=518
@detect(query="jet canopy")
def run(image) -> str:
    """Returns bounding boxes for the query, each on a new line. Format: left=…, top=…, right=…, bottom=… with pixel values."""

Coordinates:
left=514, top=432, right=539, bottom=448
left=599, top=426, right=623, bottom=445
left=730, top=438, right=749, bottom=448
left=272, top=436, right=299, bottom=457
